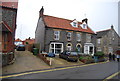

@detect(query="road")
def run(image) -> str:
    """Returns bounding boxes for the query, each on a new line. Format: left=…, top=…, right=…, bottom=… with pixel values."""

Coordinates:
left=2, top=61, right=119, bottom=80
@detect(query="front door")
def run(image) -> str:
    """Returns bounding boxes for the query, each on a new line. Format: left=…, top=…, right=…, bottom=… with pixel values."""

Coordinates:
left=89, top=47, right=93, bottom=54
left=76, top=45, right=81, bottom=53
left=84, top=43, right=94, bottom=55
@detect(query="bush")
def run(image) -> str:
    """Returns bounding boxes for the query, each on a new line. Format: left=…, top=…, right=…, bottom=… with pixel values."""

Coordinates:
left=94, top=51, right=104, bottom=57
left=79, top=55, right=94, bottom=64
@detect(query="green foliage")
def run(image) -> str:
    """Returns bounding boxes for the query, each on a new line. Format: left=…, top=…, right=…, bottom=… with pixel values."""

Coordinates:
left=94, top=51, right=104, bottom=56
left=79, top=55, right=94, bottom=64
left=79, top=55, right=93, bottom=60
left=26, top=42, right=29, bottom=44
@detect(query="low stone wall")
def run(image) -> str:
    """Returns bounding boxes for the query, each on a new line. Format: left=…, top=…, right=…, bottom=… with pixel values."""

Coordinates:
left=38, top=54, right=50, bottom=66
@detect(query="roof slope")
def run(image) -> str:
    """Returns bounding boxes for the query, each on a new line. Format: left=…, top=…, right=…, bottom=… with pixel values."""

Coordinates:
left=43, top=15, right=95, bottom=34
left=15, top=38, right=22, bottom=42
left=0, top=1, right=18, bottom=9
left=96, top=29, right=111, bottom=38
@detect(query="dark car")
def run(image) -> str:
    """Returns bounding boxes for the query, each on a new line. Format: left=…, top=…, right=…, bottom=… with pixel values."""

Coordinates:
left=16, top=44, right=25, bottom=51
left=47, top=53, right=55, bottom=57
left=59, top=51, right=78, bottom=62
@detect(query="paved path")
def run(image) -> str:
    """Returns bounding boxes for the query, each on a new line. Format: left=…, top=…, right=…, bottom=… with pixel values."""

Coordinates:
left=2, top=51, right=50, bottom=75
left=4, top=61, right=120, bottom=79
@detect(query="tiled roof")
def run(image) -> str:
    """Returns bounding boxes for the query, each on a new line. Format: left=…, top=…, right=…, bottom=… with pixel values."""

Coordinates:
left=23, top=38, right=35, bottom=45
left=96, top=29, right=111, bottom=33
left=96, top=29, right=111, bottom=38
left=15, top=38, right=22, bottom=42
left=0, top=0, right=18, bottom=9
left=43, top=15, right=95, bottom=34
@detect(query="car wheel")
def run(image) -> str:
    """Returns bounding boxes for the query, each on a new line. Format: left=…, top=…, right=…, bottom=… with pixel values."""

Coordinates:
left=74, top=59, right=78, bottom=62
left=66, top=58, right=69, bottom=61
left=59, top=55, right=61, bottom=58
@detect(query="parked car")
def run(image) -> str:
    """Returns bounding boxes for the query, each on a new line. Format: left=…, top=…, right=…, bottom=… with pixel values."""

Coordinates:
left=16, top=44, right=25, bottom=51
left=59, top=51, right=78, bottom=62
left=47, top=53, right=55, bottom=57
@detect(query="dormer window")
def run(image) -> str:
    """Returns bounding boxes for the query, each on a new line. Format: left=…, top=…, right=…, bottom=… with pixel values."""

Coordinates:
left=70, top=19, right=78, bottom=27
left=83, top=24, right=86, bottom=29
left=73, top=22, right=77, bottom=27
left=81, top=22, right=87, bottom=29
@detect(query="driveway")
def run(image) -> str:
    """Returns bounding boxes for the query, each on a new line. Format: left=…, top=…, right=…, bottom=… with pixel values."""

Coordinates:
left=2, top=51, right=50, bottom=75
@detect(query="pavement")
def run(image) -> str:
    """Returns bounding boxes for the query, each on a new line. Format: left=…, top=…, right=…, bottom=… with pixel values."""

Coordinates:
left=2, top=51, right=83, bottom=75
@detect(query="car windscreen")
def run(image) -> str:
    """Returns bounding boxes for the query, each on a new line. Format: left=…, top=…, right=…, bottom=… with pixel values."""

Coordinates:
left=19, top=45, right=25, bottom=47
left=70, top=52, right=78, bottom=55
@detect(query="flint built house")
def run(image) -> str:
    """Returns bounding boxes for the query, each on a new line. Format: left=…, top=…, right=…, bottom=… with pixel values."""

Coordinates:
left=96, top=25, right=120, bottom=54
left=0, top=1, right=18, bottom=66
left=35, top=7, right=96, bottom=55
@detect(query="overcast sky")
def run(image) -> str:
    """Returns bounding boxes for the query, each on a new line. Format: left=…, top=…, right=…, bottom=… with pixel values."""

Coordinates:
left=16, top=0, right=119, bottom=40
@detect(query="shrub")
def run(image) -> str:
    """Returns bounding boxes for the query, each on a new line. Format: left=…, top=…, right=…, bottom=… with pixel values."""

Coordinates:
left=79, top=55, right=94, bottom=64
left=94, top=51, right=104, bottom=57
left=26, top=42, right=29, bottom=44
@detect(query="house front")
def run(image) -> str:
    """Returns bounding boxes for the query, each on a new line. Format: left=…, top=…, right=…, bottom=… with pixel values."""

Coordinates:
left=0, top=1, right=18, bottom=66
left=35, top=7, right=96, bottom=55
left=96, top=25, right=120, bottom=54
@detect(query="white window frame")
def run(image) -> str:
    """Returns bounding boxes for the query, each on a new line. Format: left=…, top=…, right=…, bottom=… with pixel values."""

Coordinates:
left=81, top=22, right=87, bottom=29
left=109, top=37, right=112, bottom=44
left=73, top=22, right=77, bottom=27
left=66, top=43, right=72, bottom=51
left=112, top=31, right=114, bottom=37
left=76, top=33, right=81, bottom=42
left=84, top=43, right=94, bottom=55
left=108, top=47, right=113, bottom=53
left=54, top=31, right=60, bottom=40
left=97, top=39, right=101, bottom=44
left=49, top=42, right=63, bottom=54
left=97, top=47, right=102, bottom=51
left=67, top=32, right=72, bottom=41
left=86, top=34, right=91, bottom=43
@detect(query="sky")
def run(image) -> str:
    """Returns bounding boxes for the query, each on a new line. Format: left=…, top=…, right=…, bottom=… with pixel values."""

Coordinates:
left=16, top=0, right=119, bottom=40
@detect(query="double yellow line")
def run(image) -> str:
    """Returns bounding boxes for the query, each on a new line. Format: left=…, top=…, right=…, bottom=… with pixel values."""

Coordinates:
left=103, top=71, right=120, bottom=81
left=1, top=61, right=108, bottom=79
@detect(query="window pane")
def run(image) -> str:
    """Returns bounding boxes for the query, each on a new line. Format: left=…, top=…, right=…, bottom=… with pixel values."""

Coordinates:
left=86, top=34, right=91, bottom=42
left=97, top=39, right=101, bottom=44
left=67, top=32, right=71, bottom=41
left=55, top=49, right=61, bottom=53
left=54, top=31, right=60, bottom=40
left=51, top=44, right=54, bottom=48
left=55, top=44, right=61, bottom=48
left=77, top=34, right=81, bottom=41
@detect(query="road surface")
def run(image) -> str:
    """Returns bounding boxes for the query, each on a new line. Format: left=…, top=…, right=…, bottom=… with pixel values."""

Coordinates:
left=2, top=61, right=119, bottom=80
